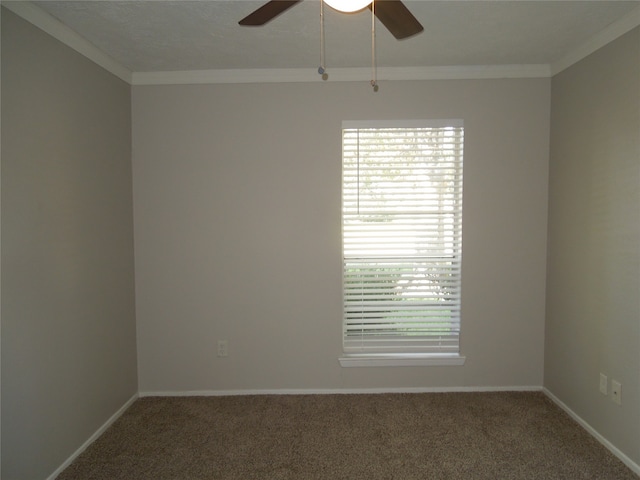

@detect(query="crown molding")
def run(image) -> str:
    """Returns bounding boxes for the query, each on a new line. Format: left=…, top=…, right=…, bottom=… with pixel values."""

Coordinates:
left=131, top=64, right=551, bottom=86
left=6, top=0, right=548, bottom=86
left=6, top=1, right=638, bottom=86
left=550, top=4, right=640, bottom=76
left=2, top=1, right=133, bottom=84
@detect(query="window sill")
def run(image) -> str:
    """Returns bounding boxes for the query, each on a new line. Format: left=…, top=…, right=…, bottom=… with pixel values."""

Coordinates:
left=339, top=354, right=466, bottom=368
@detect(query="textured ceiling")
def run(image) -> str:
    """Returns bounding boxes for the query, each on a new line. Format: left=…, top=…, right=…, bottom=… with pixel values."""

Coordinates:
left=29, top=1, right=640, bottom=72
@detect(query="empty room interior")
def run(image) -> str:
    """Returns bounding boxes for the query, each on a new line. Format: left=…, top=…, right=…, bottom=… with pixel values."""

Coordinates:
left=1, top=1, right=639, bottom=479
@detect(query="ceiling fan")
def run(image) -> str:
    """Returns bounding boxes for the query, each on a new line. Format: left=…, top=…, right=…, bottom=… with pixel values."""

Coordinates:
left=239, top=0, right=424, bottom=40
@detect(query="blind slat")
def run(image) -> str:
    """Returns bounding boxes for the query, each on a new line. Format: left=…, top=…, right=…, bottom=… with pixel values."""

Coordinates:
left=342, top=122, right=463, bottom=355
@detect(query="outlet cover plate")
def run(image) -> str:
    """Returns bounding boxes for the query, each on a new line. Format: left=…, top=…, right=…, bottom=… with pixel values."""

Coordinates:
left=611, top=380, right=622, bottom=405
left=599, top=373, right=608, bottom=395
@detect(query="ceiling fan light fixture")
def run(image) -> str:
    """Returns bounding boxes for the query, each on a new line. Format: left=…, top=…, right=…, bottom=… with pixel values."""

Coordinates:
left=323, top=0, right=371, bottom=13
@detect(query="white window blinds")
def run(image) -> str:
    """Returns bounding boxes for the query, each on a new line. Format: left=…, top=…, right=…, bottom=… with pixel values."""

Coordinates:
left=342, top=120, right=464, bottom=355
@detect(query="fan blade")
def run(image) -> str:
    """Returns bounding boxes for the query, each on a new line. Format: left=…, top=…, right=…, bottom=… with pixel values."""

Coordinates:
left=371, top=0, right=423, bottom=40
left=239, top=0, right=302, bottom=26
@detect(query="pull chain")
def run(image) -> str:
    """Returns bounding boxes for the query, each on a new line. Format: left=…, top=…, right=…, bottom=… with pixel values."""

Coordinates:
left=318, top=0, right=329, bottom=80
left=370, top=0, right=378, bottom=92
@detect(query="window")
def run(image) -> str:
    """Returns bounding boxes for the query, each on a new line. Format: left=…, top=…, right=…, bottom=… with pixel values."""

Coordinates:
left=341, top=120, right=464, bottom=365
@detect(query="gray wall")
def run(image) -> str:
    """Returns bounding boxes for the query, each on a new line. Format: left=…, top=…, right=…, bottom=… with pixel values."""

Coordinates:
left=545, top=27, right=640, bottom=465
left=6, top=2, right=637, bottom=475
left=1, top=9, right=138, bottom=480
left=132, top=78, right=551, bottom=393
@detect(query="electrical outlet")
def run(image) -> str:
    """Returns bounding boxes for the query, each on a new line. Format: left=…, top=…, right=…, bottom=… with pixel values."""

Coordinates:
left=599, top=373, right=608, bottom=395
left=611, top=380, right=621, bottom=405
left=217, top=340, right=228, bottom=357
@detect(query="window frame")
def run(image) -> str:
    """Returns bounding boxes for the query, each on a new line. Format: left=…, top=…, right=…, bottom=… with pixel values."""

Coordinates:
left=339, top=119, right=466, bottom=367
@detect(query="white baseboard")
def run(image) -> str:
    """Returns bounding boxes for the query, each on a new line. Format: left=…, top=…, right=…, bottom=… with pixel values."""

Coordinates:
left=47, top=393, right=139, bottom=480
left=43, top=387, right=638, bottom=478
left=139, top=385, right=542, bottom=397
left=543, top=388, right=640, bottom=476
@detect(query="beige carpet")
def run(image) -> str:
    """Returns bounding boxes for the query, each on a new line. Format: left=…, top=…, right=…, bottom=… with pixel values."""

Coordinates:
left=57, top=392, right=637, bottom=479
